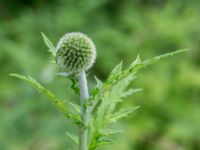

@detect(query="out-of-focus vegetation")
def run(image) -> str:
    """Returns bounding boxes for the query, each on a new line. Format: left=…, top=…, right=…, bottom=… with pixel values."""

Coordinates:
left=0, top=0, right=199, bottom=150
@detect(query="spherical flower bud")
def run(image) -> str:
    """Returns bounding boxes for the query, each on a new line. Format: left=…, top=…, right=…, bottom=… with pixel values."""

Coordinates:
left=56, top=32, right=96, bottom=74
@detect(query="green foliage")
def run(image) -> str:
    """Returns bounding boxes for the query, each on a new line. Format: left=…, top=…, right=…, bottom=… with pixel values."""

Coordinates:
left=87, top=49, right=188, bottom=150
left=41, top=32, right=56, bottom=57
left=1, top=0, right=200, bottom=149
left=66, top=131, right=79, bottom=145
left=9, top=74, right=83, bottom=126
left=89, top=49, right=188, bottom=112
left=10, top=48, right=188, bottom=150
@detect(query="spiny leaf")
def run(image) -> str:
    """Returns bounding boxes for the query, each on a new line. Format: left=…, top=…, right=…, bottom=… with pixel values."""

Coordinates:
left=95, top=138, right=113, bottom=146
left=93, top=73, right=138, bottom=134
left=10, top=73, right=83, bottom=126
left=122, top=88, right=143, bottom=98
left=106, top=106, right=140, bottom=123
left=66, top=132, right=79, bottom=145
left=90, top=74, right=139, bottom=149
left=68, top=101, right=81, bottom=114
left=10, top=73, right=67, bottom=111
left=89, top=49, right=188, bottom=150
left=94, top=76, right=103, bottom=89
left=89, top=136, right=113, bottom=150
left=99, top=129, right=123, bottom=136
left=129, top=49, right=189, bottom=73
left=90, top=76, right=103, bottom=100
left=89, top=129, right=122, bottom=149
left=130, top=54, right=141, bottom=68
left=108, top=61, right=123, bottom=80
left=41, top=32, right=56, bottom=57
left=88, top=76, right=103, bottom=110
left=91, top=49, right=189, bottom=103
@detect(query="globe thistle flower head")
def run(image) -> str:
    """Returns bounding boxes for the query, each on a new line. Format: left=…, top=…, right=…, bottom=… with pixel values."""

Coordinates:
left=56, top=32, right=96, bottom=74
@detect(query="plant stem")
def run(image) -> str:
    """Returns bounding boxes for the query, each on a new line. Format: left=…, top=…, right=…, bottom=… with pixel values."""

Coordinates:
left=78, top=71, right=90, bottom=150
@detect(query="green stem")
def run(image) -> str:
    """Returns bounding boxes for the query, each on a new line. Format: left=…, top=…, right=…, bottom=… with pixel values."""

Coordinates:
left=78, top=71, right=90, bottom=150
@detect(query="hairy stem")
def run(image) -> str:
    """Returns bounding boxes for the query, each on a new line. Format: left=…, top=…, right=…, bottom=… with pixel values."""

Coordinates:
left=78, top=71, right=90, bottom=150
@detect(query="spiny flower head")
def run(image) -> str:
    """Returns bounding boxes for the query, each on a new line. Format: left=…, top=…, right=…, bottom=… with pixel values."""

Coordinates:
left=56, top=32, right=96, bottom=74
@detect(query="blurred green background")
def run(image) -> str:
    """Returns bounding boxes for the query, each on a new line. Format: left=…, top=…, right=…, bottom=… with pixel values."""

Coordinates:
left=0, top=0, right=200, bottom=150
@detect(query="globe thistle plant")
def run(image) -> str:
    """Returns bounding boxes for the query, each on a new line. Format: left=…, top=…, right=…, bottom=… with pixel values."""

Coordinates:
left=56, top=32, right=96, bottom=150
left=10, top=31, right=188, bottom=150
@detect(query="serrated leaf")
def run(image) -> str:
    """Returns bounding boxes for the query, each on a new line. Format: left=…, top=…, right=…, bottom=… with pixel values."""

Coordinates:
left=91, top=49, right=189, bottom=103
left=129, top=49, right=189, bottom=72
left=122, top=88, right=143, bottom=98
left=91, top=76, right=103, bottom=99
left=94, top=76, right=103, bottom=89
left=10, top=73, right=67, bottom=111
left=41, top=32, right=56, bottom=57
left=10, top=73, right=83, bottom=126
left=96, top=138, right=113, bottom=146
left=89, top=136, right=113, bottom=150
left=89, top=49, right=188, bottom=150
left=94, top=73, right=137, bottom=129
left=68, top=101, right=81, bottom=114
left=130, top=54, right=141, bottom=67
left=99, top=128, right=123, bottom=136
left=107, top=106, right=139, bottom=123
left=108, top=61, right=123, bottom=79
left=66, top=132, right=79, bottom=145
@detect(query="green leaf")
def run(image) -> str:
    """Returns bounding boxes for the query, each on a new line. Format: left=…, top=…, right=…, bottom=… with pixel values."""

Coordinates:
left=107, top=106, right=139, bottom=123
left=68, top=101, right=81, bottom=114
left=10, top=73, right=83, bottom=126
left=89, top=136, right=113, bottom=150
left=108, top=61, right=123, bottom=80
left=88, top=76, right=103, bottom=110
left=99, top=129, right=123, bottom=136
left=94, top=76, right=103, bottom=89
left=91, top=49, right=189, bottom=104
left=122, top=88, right=142, bottom=98
left=66, top=132, right=79, bottom=145
left=91, top=76, right=103, bottom=100
left=89, top=49, right=188, bottom=150
left=92, top=73, right=137, bottom=131
left=41, top=32, right=56, bottom=57
left=10, top=74, right=67, bottom=111
left=95, top=138, right=113, bottom=147
left=129, top=49, right=189, bottom=73
left=130, top=54, right=141, bottom=68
